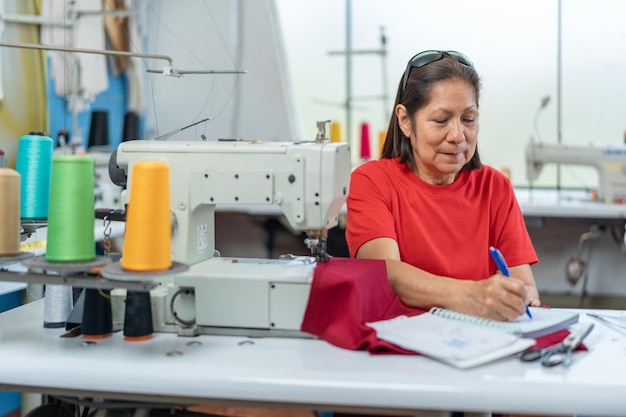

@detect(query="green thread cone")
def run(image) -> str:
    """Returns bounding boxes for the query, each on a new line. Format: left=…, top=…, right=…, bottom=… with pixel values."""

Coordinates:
left=45, top=155, right=95, bottom=262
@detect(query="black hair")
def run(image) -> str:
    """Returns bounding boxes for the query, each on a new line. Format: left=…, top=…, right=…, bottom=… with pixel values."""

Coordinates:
left=381, top=52, right=483, bottom=172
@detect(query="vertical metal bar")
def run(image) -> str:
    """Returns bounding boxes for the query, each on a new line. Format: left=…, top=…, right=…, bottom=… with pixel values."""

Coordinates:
left=345, top=0, right=352, bottom=158
left=230, top=0, right=243, bottom=138
left=70, top=9, right=81, bottom=148
left=556, top=0, right=562, bottom=190
left=380, top=26, right=389, bottom=124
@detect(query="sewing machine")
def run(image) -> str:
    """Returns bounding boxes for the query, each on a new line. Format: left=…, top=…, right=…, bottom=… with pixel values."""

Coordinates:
left=108, top=122, right=351, bottom=337
left=526, top=141, right=626, bottom=203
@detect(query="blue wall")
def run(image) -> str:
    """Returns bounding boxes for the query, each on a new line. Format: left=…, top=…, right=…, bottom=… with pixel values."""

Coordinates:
left=46, top=58, right=130, bottom=149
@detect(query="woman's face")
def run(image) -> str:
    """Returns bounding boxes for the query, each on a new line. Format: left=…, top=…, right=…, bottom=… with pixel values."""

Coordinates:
left=396, top=78, right=479, bottom=185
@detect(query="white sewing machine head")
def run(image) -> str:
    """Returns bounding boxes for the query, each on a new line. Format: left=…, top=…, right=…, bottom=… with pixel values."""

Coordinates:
left=526, top=141, right=626, bottom=203
left=108, top=123, right=351, bottom=337
left=110, top=124, right=351, bottom=264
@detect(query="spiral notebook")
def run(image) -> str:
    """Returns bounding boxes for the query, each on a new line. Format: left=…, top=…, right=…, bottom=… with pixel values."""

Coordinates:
left=366, top=307, right=579, bottom=369
left=367, top=313, right=534, bottom=368
left=427, top=306, right=579, bottom=339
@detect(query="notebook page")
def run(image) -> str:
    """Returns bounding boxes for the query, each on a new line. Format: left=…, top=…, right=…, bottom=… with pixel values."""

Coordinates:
left=367, top=314, right=527, bottom=362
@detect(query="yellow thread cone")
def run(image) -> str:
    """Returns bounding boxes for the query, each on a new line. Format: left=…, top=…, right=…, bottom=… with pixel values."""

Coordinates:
left=330, top=121, right=342, bottom=143
left=121, top=161, right=171, bottom=271
left=378, top=130, right=387, bottom=159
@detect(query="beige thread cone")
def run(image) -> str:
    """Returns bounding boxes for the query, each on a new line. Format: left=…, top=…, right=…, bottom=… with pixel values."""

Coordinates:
left=0, top=169, right=21, bottom=256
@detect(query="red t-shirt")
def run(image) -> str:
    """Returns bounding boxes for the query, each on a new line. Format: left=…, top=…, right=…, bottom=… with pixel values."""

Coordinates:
left=346, top=158, right=538, bottom=280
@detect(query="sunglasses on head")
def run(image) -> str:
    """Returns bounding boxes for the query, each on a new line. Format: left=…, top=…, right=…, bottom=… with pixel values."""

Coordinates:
left=400, top=50, right=474, bottom=98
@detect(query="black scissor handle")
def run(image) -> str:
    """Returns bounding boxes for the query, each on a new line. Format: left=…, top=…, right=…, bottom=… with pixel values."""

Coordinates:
left=541, top=348, right=572, bottom=367
left=519, top=347, right=552, bottom=362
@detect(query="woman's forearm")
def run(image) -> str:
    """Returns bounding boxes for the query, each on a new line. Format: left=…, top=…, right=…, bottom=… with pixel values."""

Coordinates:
left=385, top=259, right=464, bottom=310
left=385, top=259, right=533, bottom=321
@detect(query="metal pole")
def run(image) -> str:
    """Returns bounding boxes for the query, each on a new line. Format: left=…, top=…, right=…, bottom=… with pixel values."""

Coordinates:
left=346, top=0, right=352, bottom=158
left=557, top=0, right=562, bottom=190
left=70, top=17, right=81, bottom=147
left=0, top=41, right=174, bottom=66
left=380, top=26, right=389, bottom=124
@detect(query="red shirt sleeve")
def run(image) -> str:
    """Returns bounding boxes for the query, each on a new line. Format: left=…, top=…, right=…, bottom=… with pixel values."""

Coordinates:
left=345, top=162, right=398, bottom=257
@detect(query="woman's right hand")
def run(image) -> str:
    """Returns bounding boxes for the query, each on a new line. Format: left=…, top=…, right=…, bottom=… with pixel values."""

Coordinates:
left=452, top=275, right=528, bottom=321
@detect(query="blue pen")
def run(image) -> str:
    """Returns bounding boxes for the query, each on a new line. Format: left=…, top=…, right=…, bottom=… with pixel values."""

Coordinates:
left=489, top=246, right=533, bottom=319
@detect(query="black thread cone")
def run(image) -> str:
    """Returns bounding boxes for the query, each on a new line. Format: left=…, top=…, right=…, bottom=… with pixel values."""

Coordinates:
left=122, top=111, right=140, bottom=142
left=81, top=288, right=113, bottom=339
left=123, top=291, right=153, bottom=341
left=88, top=110, right=110, bottom=148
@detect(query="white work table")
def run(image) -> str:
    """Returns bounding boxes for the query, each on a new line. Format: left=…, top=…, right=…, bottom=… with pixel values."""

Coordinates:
left=0, top=300, right=625, bottom=416
left=515, top=188, right=626, bottom=219
left=216, top=188, right=626, bottom=220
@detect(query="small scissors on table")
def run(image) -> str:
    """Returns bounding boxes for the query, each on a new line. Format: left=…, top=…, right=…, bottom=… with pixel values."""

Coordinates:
left=519, top=322, right=594, bottom=367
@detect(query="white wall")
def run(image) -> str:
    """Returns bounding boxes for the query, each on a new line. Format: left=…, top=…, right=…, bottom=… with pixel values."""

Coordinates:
left=276, top=0, right=626, bottom=188
left=143, top=0, right=626, bottom=188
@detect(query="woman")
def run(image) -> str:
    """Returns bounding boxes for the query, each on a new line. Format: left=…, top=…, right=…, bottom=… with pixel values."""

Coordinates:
left=346, top=50, right=540, bottom=322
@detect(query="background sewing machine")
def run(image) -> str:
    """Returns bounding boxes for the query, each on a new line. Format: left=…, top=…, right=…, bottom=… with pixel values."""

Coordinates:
left=108, top=122, right=351, bottom=337
left=526, top=141, right=626, bottom=203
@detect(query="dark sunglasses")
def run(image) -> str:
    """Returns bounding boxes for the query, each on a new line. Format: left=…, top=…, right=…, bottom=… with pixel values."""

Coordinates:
left=400, top=50, right=474, bottom=98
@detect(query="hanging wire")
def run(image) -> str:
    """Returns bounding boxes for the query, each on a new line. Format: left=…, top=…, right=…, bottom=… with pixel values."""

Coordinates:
left=23, top=0, right=250, bottom=142
left=193, top=0, right=243, bottom=122
left=138, top=0, right=244, bottom=131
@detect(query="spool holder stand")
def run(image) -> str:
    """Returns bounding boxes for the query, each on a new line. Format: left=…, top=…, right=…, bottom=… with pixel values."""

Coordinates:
left=0, top=259, right=158, bottom=292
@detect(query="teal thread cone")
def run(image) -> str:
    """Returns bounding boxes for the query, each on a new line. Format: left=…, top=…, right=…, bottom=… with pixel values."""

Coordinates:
left=15, top=132, right=53, bottom=220
left=45, top=155, right=95, bottom=262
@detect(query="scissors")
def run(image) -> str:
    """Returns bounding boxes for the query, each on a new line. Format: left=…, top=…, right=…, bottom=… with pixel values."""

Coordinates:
left=519, top=322, right=594, bottom=367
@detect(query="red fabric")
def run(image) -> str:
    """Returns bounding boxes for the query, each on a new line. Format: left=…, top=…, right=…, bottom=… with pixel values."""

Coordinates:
left=301, top=257, right=422, bottom=354
left=346, top=159, right=538, bottom=280
left=531, top=328, right=574, bottom=349
left=301, top=257, right=586, bottom=354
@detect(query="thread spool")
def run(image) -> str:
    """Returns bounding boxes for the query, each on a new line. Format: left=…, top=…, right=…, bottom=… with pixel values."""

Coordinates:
left=122, top=111, right=140, bottom=142
left=123, top=291, right=154, bottom=341
left=81, top=288, right=113, bottom=339
left=360, top=122, right=371, bottom=160
left=46, top=155, right=95, bottom=262
left=43, top=285, right=73, bottom=328
left=40, top=155, right=95, bottom=329
left=0, top=169, right=21, bottom=256
left=87, top=110, right=110, bottom=149
left=330, top=121, right=342, bottom=143
left=378, top=130, right=386, bottom=159
left=15, top=132, right=53, bottom=220
left=56, top=129, right=69, bottom=148
left=121, top=161, right=171, bottom=272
